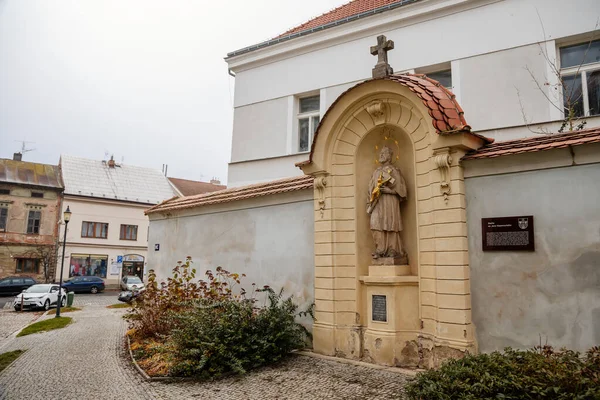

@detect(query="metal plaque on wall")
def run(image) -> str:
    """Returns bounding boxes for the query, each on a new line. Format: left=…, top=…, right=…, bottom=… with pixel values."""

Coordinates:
left=482, top=216, right=535, bottom=251
left=372, top=295, right=387, bottom=322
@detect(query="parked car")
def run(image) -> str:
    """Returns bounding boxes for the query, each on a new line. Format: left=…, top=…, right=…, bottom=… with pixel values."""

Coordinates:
left=117, top=287, right=145, bottom=303
left=62, top=276, right=105, bottom=294
left=0, top=276, right=37, bottom=296
left=120, top=275, right=145, bottom=291
left=13, top=284, right=66, bottom=311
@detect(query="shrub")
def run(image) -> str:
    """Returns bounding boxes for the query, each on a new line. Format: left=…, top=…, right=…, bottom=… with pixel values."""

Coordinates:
left=127, top=257, right=244, bottom=339
left=405, top=346, right=600, bottom=400
left=169, top=288, right=310, bottom=378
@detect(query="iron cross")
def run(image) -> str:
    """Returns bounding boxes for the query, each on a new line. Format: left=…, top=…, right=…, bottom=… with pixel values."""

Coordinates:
left=370, top=35, right=394, bottom=65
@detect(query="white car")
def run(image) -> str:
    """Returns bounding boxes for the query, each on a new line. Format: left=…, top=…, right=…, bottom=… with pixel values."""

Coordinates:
left=13, top=284, right=67, bottom=312
left=120, top=275, right=145, bottom=291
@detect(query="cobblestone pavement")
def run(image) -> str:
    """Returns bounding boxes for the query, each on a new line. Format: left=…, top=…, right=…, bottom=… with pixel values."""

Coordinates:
left=0, top=300, right=409, bottom=400
left=0, top=310, right=43, bottom=350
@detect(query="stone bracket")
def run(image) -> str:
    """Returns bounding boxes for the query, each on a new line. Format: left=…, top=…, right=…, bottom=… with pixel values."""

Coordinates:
left=366, top=100, right=387, bottom=126
left=314, top=174, right=328, bottom=218
left=433, top=148, right=453, bottom=204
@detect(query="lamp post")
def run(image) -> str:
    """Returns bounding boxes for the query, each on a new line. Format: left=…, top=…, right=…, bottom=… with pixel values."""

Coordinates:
left=56, top=206, right=71, bottom=318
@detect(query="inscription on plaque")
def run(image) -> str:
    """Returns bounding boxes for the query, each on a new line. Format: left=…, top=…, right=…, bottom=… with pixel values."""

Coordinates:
left=372, top=295, right=387, bottom=322
left=482, top=216, right=534, bottom=251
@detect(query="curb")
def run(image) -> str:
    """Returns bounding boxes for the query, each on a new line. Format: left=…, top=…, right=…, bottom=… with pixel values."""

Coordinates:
left=0, top=349, right=27, bottom=378
left=295, top=350, right=423, bottom=377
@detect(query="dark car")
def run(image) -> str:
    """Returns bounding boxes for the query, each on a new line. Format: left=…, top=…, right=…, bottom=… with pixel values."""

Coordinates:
left=0, top=276, right=37, bottom=296
left=61, top=276, right=105, bottom=294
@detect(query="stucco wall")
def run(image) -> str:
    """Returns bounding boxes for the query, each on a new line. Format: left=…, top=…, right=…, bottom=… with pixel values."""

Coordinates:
left=465, top=163, right=600, bottom=352
left=147, top=191, right=315, bottom=315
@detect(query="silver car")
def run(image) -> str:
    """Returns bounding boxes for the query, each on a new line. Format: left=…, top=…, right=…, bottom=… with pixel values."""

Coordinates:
left=13, top=284, right=67, bottom=311
left=120, top=275, right=145, bottom=291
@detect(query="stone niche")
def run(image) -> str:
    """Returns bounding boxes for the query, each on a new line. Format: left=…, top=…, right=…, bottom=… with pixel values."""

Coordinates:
left=300, top=77, right=487, bottom=368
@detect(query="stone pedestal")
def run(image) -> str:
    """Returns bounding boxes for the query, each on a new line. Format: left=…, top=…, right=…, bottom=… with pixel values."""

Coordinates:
left=359, top=265, right=420, bottom=367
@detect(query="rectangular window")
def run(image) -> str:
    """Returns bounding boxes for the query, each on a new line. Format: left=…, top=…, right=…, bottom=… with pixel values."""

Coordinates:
left=0, top=189, right=9, bottom=195
left=0, top=208, right=7, bottom=231
left=26, top=211, right=41, bottom=234
left=427, top=69, right=452, bottom=89
left=297, top=95, right=320, bottom=153
left=31, top=192, right=44, bottom=198
left=81, top=221, right=108, bottom=239
left=560, top=39, right=600, bottom=118
left=120, top=224, right=138, bottom=240
left=69, top=254, right=108, bottom=278
left=15, top=258, right=39, bottom=274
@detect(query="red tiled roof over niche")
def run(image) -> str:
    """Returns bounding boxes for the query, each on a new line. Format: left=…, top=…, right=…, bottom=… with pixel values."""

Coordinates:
left=462, top=127, right=600, bottom=160
left=146, top=175, right=313, bottom=215
left=277, top=0, right=418, bottom=38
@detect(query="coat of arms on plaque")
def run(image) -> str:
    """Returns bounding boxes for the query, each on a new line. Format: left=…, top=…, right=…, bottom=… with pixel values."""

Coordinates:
left=518, top=218, right=529, bottom=230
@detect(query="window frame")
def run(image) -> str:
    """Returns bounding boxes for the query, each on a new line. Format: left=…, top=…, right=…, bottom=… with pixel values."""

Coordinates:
left=296, top=95, right=321, bottom=154
left=81, top=221, right=109, bottom=239
left=15, top=258, right=40, bottom=274
left=559, top=39, right=600, bottom=118
left=120, top=224, right=138, bottom=241
left=0, top=207, right=7, bottom=231
left=26, top=210, right=41, bottom=234
left=31, top=191, right=44, bottom=198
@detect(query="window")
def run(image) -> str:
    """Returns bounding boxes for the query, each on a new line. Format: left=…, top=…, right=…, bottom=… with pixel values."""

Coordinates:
left=120, top=224, right=138, bottom=240
left=81, top=221, right=109, bottom=239
left=69, top=254, right=108, bottom=278
left=16, top=259, right=39, bottom=273
left=427, top=70, right=452, bottom=89
left=0, top=189, right=9, bottom=195
left=31, top=192, right=44, bottom=198
left=560, top=39, right=600, bottom=117
left=0, top=208, right=7, bottom=231
left=297, top=95, right=320, bottom=153
left=26, top=210, right=41, bottom=234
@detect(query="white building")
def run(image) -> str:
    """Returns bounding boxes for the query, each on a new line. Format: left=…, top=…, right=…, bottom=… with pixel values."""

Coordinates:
left=225, top=0, right=600, bottom=187
left=57, top=155, right=177, bottom=288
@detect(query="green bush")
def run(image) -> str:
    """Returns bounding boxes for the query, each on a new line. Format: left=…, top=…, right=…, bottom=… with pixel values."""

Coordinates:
left=406, top=346, right=600, bottom=400
left=169, top=288, right=310, bottom=378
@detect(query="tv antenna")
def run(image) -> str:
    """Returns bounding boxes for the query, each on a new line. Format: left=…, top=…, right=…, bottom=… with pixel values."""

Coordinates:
left=15, top=140, right=35, bottom=154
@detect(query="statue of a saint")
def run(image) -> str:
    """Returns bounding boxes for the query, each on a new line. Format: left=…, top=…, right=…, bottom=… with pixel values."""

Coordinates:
left=367, top=146, right=407, bottom=261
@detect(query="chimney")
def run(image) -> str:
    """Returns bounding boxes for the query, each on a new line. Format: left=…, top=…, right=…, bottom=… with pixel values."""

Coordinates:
left=108, top=155, right=115, bottom=168
left=210, top=178, right=221, bottom=185
left=13, top=152, right=22, bottom=161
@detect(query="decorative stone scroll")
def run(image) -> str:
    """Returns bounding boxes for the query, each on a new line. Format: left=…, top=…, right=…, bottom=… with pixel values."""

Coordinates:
left=366, top=101, right=386, bottom=125
left=314, top=175, right=328, bottom=218
left=433, top=148, right=453, bottom=204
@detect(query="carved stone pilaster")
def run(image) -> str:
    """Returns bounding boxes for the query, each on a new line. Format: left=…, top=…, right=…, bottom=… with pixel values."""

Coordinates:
left=314, top=175, right=328, bottom=218
left=433, top=148, right=453, bottom=204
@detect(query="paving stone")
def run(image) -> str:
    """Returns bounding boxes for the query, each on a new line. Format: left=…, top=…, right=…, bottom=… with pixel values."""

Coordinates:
left=0, top=298, right=409, bottom=400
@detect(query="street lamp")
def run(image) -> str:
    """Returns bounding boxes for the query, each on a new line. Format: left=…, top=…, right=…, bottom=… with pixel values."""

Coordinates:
left=56, top=206, right=71, bottom=318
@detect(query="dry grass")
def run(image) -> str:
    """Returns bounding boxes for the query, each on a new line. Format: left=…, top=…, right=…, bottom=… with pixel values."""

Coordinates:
left=107, top=303, right=131, bottom=309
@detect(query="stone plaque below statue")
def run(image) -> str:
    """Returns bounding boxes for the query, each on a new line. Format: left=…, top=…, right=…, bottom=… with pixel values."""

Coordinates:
left=372, top=295, right=387, bottom=322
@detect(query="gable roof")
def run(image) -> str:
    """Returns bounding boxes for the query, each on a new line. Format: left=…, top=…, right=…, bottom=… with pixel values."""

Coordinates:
left=0, top=159, right=63, bottom=190
left=168, top=177, right=226, bottom=196
left=146, top=175, right=313, bottom=215
left=227, top=0, right=420, bottom=58
left=462, top=127, right=600, bottom=160
left=60, top=155, right=177, bottom=205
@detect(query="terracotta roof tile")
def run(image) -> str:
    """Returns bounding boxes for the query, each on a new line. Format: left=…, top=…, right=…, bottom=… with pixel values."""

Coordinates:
left=146, top=175, right=313, bottom=215
left=277, top=0, right=419, bottom=38
left=298, top=73, right=493, bottom=168
left=168, top=177, right=226, bottom=197
left=462, top=127, right=600, bottom=161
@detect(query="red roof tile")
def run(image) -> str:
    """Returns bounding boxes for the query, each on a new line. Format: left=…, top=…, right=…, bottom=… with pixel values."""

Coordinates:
left=168, top=177, right=226, bottom=197
left=462, top=127, right=600, bottom=161
left=298, top=73, right=492, bottom=167
left=146, top=175, right=313, bottom=215
left=277, top=0, right=418, bottom=38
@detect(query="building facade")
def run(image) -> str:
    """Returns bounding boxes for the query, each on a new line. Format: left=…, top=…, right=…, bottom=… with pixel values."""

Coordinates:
left=56, top=155, right=177, bottom=288
left=0, top=154, right=63, bottom=282
left=225, top=0, right=600, bottom=187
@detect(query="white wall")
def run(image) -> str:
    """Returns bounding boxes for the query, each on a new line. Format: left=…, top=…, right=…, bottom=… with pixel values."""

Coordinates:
left=226, top=0, right=600, bottom=185
left=228, top=154, right=308, bottom=188
left=147, top=191, right=315, bottom=316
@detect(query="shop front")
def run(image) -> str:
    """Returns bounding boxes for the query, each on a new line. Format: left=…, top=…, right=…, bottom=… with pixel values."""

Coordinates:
left=122, top=254, right=144, bottom=280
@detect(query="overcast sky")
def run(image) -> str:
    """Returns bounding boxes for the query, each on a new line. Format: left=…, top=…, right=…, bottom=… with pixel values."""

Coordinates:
left=0, top=0, right=343, bottom=183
